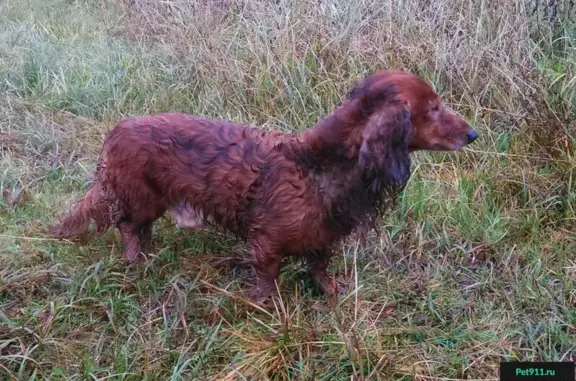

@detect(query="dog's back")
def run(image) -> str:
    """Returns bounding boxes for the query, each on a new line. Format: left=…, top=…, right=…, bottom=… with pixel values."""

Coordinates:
left=104, top=113, right=289, bottom=232
left=51, top=113, right=289, bottom=258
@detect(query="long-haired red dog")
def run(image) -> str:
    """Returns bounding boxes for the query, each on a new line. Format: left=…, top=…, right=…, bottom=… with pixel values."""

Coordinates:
left=51, top=70, right=478, bottom=304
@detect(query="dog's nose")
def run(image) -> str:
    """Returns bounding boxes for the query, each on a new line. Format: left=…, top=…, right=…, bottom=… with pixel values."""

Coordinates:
left=467, top=130, right=478, bottom=144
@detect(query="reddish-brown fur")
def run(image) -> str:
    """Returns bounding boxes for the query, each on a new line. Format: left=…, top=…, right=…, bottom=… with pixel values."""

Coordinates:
left=50, top=70, right=478, bottom=303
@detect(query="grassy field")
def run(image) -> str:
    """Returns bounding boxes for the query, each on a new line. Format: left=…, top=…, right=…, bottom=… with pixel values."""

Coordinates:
left=0, top=0, right=575, bottom=379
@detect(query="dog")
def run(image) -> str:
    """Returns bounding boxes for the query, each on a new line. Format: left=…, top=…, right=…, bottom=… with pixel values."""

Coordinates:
left=50, top=70, right=478, bottom=304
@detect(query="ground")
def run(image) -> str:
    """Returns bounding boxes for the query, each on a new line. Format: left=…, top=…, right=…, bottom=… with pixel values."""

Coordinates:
left=0, top=0, right=575, bottom=380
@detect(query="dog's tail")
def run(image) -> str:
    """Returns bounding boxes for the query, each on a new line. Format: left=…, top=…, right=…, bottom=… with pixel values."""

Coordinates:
left=50, top=182, right=112, bottom=240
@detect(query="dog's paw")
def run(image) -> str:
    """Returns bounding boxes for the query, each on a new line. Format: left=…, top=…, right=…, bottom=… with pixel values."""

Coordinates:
left=247, top=286, right=281, bottom=311
left=317, top=276, right=348, bottom=298
left=122, top=251, right=147, bottom=264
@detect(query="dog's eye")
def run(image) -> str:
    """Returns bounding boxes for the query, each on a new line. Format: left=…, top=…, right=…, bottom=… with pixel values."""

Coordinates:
left=430, top=105, right=440, bottom=112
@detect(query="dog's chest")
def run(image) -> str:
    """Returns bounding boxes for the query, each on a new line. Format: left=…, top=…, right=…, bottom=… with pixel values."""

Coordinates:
left=271, top=168, right=364, bottom=250
left=312, top=168, right=359, bottom=208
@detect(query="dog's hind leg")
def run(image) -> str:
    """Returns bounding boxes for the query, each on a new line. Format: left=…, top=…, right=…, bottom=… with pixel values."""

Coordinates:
left=119, top=221, right=149, bottom=262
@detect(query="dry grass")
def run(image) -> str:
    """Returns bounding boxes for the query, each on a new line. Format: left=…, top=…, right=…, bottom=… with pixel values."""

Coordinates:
left=0, top=0, right=575, bottom=379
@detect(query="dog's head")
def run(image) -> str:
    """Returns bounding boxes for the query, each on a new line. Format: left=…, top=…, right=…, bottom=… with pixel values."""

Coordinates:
left=347, top=70, right=478, bottom=184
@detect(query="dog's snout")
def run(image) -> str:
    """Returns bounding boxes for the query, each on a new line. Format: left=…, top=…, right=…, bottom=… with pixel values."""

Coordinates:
left=466, top=129, right=478, bottom=144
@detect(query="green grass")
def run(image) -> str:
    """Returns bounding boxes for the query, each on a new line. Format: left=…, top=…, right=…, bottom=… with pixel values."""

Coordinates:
left=1, top=0, right=575, bottom=379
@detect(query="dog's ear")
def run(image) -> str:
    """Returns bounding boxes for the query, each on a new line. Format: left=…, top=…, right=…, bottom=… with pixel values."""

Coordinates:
left=358, top=102, right=414, bottom=186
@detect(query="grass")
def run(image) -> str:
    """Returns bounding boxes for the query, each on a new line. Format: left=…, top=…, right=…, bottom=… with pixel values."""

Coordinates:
left=0, top=0, right=574, bottom=379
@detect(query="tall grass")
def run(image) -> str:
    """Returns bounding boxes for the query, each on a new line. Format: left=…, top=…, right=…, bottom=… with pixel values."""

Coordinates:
left=0, top=0, right=574, bottom=379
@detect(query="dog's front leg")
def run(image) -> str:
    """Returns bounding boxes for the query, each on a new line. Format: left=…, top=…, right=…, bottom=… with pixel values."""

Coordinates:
left=250, top=244, right=283, bottom=307
left=306, top=249, right=347, bottom=297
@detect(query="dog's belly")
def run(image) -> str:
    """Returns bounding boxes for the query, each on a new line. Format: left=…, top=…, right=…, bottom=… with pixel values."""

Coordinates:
left=167, top=202, right=205, bottom=230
